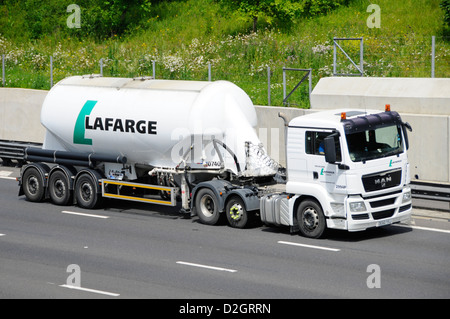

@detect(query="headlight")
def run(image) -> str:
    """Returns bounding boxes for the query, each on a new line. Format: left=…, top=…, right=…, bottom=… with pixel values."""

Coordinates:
left=349, top=201, right=367, bottom=212
left=402, top=190, right=411, bottom=203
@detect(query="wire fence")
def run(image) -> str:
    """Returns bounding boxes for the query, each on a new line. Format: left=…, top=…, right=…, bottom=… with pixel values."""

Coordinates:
left=1, top=35, right=449, bottom=108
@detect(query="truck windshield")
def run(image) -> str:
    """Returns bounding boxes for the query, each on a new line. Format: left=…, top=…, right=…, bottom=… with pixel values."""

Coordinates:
left=346, top=125, right=404, bottom=162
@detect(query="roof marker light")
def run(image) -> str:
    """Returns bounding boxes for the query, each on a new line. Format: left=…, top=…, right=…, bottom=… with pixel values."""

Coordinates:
left=340, top=112, right=346, bottom=121
left=385, top=104, right=391, bottom=112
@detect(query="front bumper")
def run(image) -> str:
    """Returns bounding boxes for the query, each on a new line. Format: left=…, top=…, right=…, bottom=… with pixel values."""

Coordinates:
left=327, top=187, right=412, bottom=232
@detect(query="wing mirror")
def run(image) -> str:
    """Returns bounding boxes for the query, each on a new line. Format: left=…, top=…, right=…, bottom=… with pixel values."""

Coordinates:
left=324, top=136, right=337, bottom=164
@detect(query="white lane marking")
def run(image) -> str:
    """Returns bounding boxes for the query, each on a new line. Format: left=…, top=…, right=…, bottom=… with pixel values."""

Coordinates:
left=0, top=171, right=15, bottom=180
left=61, top=210, right=109, bottom=219
left=278, top=240, right=341, bottom=252
left=0, top=234, right=5, bottom=237
left=176, top=261, right=238, bottom=273
left=0, top=173, right=16, bottom=180
left=59, top=284, right=120, bottom=297
left=393, top=224, right=450, bottom=234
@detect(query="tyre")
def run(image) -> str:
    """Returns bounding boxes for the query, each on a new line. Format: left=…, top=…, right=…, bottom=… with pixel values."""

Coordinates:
left=22, top=167, right=45, bottom=202
left=297, top=199, right=326, bottom=238
left=225, top=196, right=248, bottom=229
left=48, top=170, right=72, bottom=205
left=75, top=173, right=101, bottom=209
left=195, top=188, right=221, bottom=225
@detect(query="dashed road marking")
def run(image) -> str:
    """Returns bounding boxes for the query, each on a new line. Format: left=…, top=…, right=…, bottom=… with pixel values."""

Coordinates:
left=393, top=224, right=450, bottom=234
left=278, top=240, right=341, bottom=252
left=59, top=284, right=120, bottom=297
left=62, top=210, right=109, bottom=219
left=176, top=261, right=238, bottom=273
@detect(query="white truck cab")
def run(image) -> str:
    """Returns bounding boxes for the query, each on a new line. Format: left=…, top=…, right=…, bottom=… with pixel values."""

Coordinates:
left=284, top=106, right=412, bottom=237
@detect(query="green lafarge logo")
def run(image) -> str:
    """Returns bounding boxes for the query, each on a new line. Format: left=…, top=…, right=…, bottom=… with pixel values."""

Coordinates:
left=73, top=100, right=158, bottom=146
left=73, top=100, right=97, bottom=145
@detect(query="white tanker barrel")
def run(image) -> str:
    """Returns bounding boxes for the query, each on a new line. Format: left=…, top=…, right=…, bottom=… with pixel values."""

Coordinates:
left=40, top=76, right=278, bottom=177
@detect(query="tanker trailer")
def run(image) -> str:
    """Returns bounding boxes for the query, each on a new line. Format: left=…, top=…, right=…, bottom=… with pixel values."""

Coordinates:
left=18, top=75, right=279, bottom=224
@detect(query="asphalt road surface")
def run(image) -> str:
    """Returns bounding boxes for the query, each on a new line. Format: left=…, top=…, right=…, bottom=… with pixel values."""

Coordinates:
left=0, top=167, right=449, bottom=299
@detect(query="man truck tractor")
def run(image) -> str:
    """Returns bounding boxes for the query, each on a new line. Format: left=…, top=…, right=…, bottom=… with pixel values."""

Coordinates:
left=18, top=76, right=413, bottom=238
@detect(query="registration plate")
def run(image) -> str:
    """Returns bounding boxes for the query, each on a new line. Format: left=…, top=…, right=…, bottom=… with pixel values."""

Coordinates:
left=377, top=218, right=393, bottom=227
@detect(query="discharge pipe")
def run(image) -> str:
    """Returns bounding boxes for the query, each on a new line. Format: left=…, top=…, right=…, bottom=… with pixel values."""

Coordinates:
left=25, top=147, right=127, bottom=167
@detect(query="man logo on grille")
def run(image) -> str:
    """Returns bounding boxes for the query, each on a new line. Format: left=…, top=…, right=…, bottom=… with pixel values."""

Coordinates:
left=374, top=175, right=392, bottom=188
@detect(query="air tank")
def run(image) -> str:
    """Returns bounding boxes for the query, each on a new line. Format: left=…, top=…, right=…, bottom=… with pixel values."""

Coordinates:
left=41, top=76, right=277, bottom=176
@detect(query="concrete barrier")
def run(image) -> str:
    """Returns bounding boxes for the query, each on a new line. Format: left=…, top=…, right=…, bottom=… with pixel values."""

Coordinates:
left=401, top=113, right=449, bottom=184
left=1, top=84, right=449, bottom=188
left=254, top=105, right=306, bottom=167
left=0, top=88, right=46, bottom=143
left=308, top=77, right=450, bottom=186
left=311, top=77, right=450, bottom=116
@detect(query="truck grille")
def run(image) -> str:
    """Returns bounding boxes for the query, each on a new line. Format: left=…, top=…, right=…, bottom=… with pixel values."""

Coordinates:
left=372, top=209, right=395, bottom=220
left=352, top=213, right=369, bottom=220
left=369, top=197, right=396, bottom=208
left=362, top=169, right=402, bottom=192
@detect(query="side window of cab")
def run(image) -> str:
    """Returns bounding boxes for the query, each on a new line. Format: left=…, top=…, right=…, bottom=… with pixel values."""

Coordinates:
left=305, top=131, right=342, bottom=161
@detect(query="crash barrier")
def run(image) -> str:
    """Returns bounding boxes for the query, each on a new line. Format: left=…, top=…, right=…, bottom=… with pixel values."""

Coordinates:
left=0, top=82, right=449, bottom=209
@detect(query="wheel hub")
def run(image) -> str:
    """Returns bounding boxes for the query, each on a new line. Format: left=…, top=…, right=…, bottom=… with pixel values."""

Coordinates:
left=54, top=180, right=65, bottom=198
left=200, top=195, right=215, bottom=217
left=303, top=207, right=319, bottom=230
left=81, top=183, right=93, bottom=202
left=27, top=176, right=38, bottom=195
left=229, top=204, right=243, bottom=221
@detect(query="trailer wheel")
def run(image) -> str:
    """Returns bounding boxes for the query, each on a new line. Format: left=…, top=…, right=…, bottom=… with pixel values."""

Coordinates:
left=48, top=170, right=72, bottom=206
left=225, top=197, right=248, bottom=229
left=75, top=173, right=101, bottom=209
left=22, top=167, right=45, bottom=202
left=195, top=188, right=220, bottom=225
left=297, top=199, right=326, bottom=239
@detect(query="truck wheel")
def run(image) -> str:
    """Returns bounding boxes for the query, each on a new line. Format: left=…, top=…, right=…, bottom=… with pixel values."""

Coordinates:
left=22, top=167, right=45, bottom=202
left=75, top=174, right=101, bottom=209
left=225, top=197, right=248, bottom=229
left=48, top=170, right=72, bottom=206
left=195, top=188, right=220, bottom=225
left=297, top=200, right=326, bottom=238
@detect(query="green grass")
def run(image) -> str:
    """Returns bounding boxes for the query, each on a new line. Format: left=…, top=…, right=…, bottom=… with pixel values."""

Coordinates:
left=0, top=0, right=448, bottom=108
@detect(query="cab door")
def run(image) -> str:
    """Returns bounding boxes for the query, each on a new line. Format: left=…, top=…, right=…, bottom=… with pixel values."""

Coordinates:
left=305, top=130, right=342, bottom=192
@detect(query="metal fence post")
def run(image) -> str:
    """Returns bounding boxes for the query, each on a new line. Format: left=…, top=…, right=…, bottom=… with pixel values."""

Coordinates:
left=431, top=36, right=435, bottom=78
left=282, top=67, right=286, bottom=101
left=308, top=68, right=312, bottom=98
left=333, top=39, right=337, bottom=76
left=267, top=66, right=271, bottom=106
left=2, top=54, right=5, bottom=87
left=50, top=56, right=53, bottom=88
left=360, top=37, right=364, bottom=76
left=208, top=62, right=211, bottom=81
left=100, top=58, right=103, bottom=76
left=152, top=60, right=156, bottom=79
